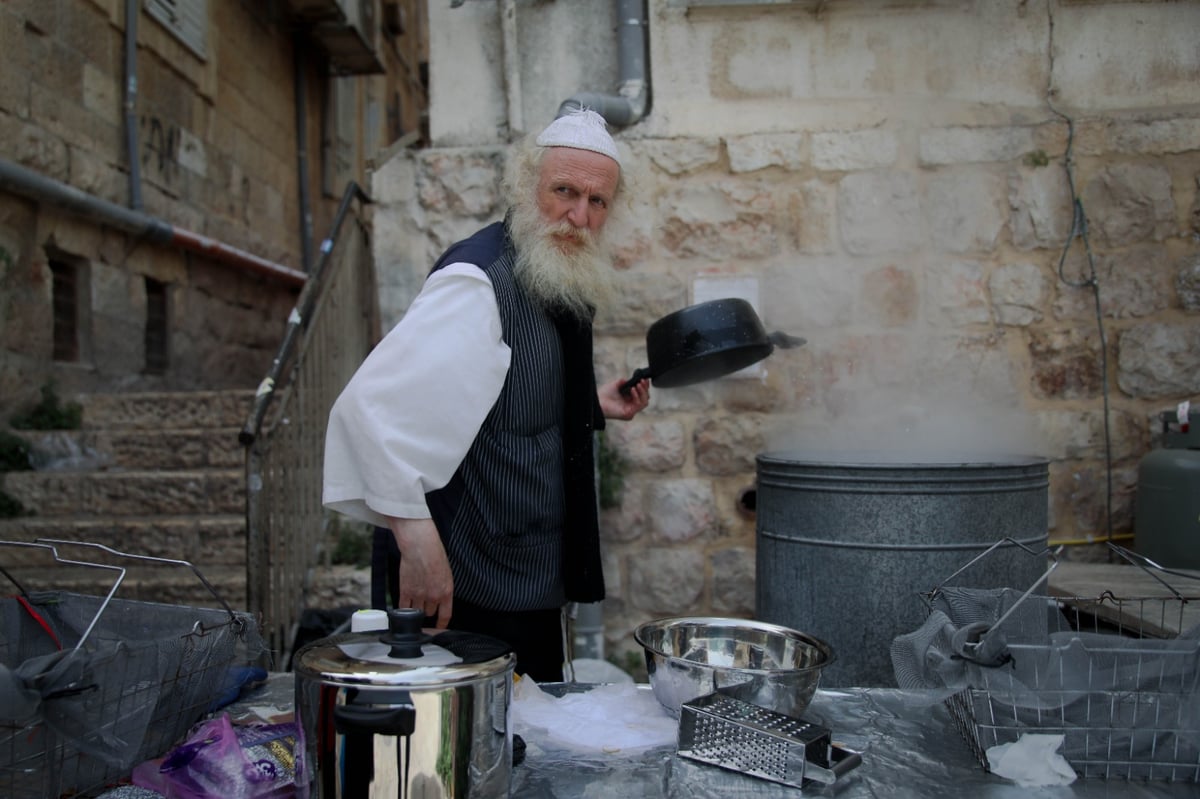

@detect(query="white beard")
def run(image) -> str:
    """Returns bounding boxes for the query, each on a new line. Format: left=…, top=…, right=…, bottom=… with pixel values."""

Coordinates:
left=509, top=199, right=617, bottom=321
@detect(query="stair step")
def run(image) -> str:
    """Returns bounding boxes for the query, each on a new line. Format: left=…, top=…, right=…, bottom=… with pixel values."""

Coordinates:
left=1, top=388, right=263, bottom=617
left=14, top=427, right=245, bottom=471
left=1, top=563, right=248, bottom=612
left=1, top=469, right=244, bottom=516
left=0, top=515, right=246, bottom=567
left=76, top=390, right=256, bottom=431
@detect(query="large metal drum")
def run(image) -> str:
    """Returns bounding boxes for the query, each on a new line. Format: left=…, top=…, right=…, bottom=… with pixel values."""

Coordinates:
left=755, top=452, right=1049, bottom=687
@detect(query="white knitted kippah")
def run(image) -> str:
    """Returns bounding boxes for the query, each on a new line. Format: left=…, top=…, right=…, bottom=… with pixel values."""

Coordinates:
left=535, top=108, right=621, bottom=166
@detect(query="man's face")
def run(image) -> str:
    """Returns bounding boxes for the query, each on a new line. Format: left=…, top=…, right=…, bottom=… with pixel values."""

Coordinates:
left=535, top=148, right=620, bottom=251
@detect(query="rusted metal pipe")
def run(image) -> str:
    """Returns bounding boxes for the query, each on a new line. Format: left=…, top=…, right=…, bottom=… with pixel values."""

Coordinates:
left=0, top=158, right=307, bottom=288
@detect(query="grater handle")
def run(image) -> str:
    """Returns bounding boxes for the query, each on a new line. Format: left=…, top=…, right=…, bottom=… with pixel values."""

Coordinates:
left=804, top=742, right=863, bottom=785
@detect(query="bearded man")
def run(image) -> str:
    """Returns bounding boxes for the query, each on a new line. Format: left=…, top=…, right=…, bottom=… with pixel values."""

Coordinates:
left=322, top=109, right=651, bottom=681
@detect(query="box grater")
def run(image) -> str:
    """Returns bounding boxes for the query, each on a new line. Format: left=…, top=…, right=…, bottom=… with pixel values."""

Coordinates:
left=677, top=692, right=862, bottom=789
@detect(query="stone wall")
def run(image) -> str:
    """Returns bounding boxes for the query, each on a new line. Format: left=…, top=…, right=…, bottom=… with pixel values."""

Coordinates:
left=372, top=1, right=1200, bottom=657
left=372, top=0, right=1200, bottom=664
left=0, top=0, right=424, bottom=416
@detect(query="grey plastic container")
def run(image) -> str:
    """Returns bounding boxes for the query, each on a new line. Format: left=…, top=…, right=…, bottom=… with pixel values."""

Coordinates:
left=754, top=452, right=1049, bottom=687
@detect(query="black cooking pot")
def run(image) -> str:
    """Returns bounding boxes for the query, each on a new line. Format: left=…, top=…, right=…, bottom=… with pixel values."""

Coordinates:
left=619, top=298, right=805, bottom=395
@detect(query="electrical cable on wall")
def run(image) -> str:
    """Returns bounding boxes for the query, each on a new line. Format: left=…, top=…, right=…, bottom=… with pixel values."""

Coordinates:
left=1045, top=2, right=1116, bottom=551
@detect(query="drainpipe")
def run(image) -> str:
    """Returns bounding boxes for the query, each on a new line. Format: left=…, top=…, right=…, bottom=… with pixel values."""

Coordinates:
left=557, top=0, right=649, bottom=671
left=293, top=34, right=315, bottom=273
left=124, top=0, right=143, bottom=210
left=0, top=158, right=307, bottom=288
left=555, top=0, right=649, bottom=126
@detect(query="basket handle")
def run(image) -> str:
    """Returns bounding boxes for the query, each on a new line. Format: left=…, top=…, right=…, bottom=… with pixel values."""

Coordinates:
left=927, top=537, right=1062, bottom=603
left=0, top=540, right=127, bottom=651
left=36, top=539, right=238, bottom=625
left=1106, top=542, right=1200, bottom=599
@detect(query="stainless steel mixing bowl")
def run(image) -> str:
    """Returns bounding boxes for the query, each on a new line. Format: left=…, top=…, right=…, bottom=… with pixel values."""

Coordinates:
left=634, top=616, right=834, bottom=718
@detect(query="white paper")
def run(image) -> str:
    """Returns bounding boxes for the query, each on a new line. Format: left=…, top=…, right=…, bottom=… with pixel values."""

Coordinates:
left=512, top=680, right=678, bottom=756
left=986, top=733, right=1077, bottom=787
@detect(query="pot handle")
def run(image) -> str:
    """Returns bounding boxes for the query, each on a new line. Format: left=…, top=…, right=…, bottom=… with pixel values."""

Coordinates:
left=619, top=367, right=654, bottom=396
left=334, top=694, right=417, bottom=737
left=804, top=741, right=863, bottom=785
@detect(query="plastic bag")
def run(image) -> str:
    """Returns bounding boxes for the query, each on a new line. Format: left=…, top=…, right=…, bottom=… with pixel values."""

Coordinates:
left=132, top=713, right=296, bottom=799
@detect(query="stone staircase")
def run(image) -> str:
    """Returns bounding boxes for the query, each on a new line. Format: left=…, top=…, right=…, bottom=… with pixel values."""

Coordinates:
left=0, top=390, right=254, bottom=611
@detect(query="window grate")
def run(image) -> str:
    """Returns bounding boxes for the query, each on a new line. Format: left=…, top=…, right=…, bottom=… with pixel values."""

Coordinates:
left=144, top=277, right=169, bottom=375
left=50, top=259, right=79, bottom=362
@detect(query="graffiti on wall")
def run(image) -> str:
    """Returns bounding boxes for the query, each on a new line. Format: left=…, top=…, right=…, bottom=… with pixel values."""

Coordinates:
left=139, top=117, right=208, bottom=185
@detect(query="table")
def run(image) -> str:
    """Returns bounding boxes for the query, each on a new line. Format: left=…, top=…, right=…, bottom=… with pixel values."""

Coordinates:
left=104, top=677, right=1198, bottom=798
left=513, top=686, right=1199, bottom=798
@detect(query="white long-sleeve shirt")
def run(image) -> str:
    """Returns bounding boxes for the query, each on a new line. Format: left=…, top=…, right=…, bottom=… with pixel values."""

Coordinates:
left=322, top=262, right=511, bottom=527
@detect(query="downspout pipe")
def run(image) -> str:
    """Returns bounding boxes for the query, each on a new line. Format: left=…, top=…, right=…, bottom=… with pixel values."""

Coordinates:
left=561, top=0, right=650, bottom=670
left=124, top=0, right=143, bottom=210
left=555, top=0, right=649, bottom=126
left=293, top=34, right=315, bottom=273
left=0, top=158, right=307, bottom=288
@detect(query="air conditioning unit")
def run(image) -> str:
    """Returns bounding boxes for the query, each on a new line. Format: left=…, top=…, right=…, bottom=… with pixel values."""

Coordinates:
left=286, top=0, right=384, bottom=75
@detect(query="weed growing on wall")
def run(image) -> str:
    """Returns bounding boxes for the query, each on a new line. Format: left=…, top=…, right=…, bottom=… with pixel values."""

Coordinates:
left=10, top=383, right=82, bottom=430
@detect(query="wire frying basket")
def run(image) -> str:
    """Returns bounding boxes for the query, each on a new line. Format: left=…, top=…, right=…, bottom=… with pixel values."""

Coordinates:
left=891, top=538, right=1200, bottom=782
left=0, top=539, right=264, bottom=798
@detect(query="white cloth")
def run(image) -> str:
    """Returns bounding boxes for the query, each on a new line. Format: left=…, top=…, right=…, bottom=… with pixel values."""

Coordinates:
left=322, top=262, right=511, bottom=526
left=986, top=734, right=1077, bottom=787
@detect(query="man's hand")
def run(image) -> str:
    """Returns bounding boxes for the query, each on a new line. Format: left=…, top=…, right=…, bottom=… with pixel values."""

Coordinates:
left=598, top=377, right=650, bottom=420
left=387, top=517, right=454, bottom=629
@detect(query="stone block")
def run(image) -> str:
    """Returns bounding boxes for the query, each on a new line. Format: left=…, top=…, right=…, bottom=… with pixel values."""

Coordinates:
left=1053, top=246, right=1173, bottom=321
left=659, top=180, right=781, bottom=260
left=925, top=259, right=992, bottom=326
left=1008, top=164, right=1073, bottom=251
left=1117, top=322, right=1200, bottom=398
left=1177, top=256, right=1200, bottom=311
left=787, top=179, right=837, bottom=255
left=812, top=129, right=897, bottom=172
left=639, top=138, right=721, bottom=176
left=726, top=132, right=807, bottom=173
left=646, top=479, right=717, bottom=543
left=926, top=168, right=1006, bottom=254
left=418, top=150, right=504, bottom=216
left=372, top=153, right=420, bottom=205
left=1032, top=407, right=1142, bottom=463
left=1081, top=163, right=1175, bottom=248
left=605, top=420, right=686, bottom=474
left=9, top=119, right=70, bottom=180
left=856, top=262, right=915, bottom=328
left=990, top=261, right=1046, bottom=327
left=1029, top=327, right=1104, bottom=400
left=599, top=484, right=647, bottom=545
left=595, top=271, right=686, bottom=338
left=626, top=546, right=704, bottom=615
left=837, top=170, right=922, bottom=255
left=764, top=258, right=856, bottom=330
left=918, top=126, right=1036, bottom=167
left=695, top=415, right=762, bottom=476
left=711, top=547, right=755, bottom=617
left=1107, top=117, right=1200, bottom=156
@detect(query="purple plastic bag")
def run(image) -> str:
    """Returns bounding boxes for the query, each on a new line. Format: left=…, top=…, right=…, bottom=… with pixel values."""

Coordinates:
left=132, top=714, right=296, bottom=799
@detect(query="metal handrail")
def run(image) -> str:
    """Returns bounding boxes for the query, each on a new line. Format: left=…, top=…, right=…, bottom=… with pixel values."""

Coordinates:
left=241, top=180, right=379, bottom=662
left=240, top=181, right=373, bottom=446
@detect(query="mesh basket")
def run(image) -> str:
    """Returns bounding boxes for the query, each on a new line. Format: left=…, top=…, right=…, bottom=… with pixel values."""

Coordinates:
left=0, top=540, right=264, bottom=798
left=891, top=539, right=1200, bottom=782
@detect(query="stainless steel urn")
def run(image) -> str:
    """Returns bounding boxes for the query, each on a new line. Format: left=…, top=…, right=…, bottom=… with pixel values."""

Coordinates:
left=293, top=608, right=516, bottom=798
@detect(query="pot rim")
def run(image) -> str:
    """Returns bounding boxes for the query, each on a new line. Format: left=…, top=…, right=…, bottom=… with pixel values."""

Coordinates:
left=633, top=615, right=835, bottom=673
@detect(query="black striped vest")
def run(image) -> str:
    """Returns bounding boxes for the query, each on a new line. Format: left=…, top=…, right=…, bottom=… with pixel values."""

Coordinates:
left=425, top=221, right=603, bottom=610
